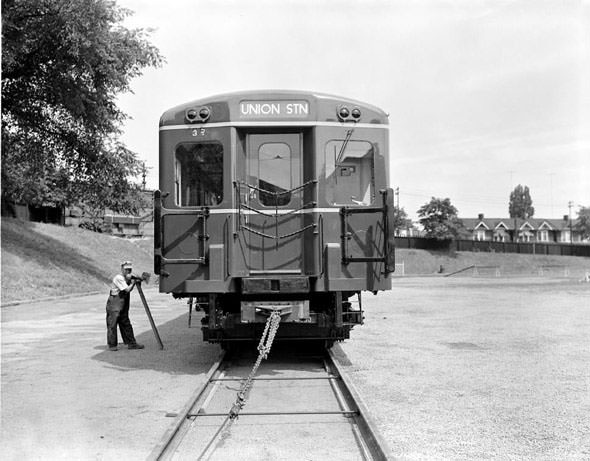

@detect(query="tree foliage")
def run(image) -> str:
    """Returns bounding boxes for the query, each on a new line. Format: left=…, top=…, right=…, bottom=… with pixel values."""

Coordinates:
left=576, top=206, right=590, bottom=240
left=417, top=197, right=466, bottom=240
left=1, top=0, right=162, bottom=213
left=392, top=205, right=411, bottom=235
left=508, top=184, right=535, bottom=219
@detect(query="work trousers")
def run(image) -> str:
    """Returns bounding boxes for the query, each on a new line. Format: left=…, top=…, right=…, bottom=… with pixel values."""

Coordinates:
left=106, top=292, right=137, bottom=347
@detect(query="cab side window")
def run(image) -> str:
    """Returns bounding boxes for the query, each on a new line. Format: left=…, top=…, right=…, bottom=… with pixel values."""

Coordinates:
left=325, top=140, right=375, bottom=206
left=175, top=142, right=223, bottom=206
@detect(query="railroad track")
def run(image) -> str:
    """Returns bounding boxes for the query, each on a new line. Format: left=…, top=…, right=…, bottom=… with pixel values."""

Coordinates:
left=148, top=344, right=391, bottom=460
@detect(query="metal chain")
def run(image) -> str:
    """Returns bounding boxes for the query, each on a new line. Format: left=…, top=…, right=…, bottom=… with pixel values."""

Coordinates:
left=197, top=311, right=282, bottom=460
left=228, top=310, right=281, bottom=419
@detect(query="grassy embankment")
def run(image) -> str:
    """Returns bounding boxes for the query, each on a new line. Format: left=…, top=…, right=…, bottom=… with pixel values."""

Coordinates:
left=395, top=247, right=590, bottom=278
left=1, top=218, right=153, bottom=304
left=1, top=217, right=589, bottom=304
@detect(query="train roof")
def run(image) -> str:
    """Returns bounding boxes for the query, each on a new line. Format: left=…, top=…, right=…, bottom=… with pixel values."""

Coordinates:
left=159, top=90, right=389, bottom=127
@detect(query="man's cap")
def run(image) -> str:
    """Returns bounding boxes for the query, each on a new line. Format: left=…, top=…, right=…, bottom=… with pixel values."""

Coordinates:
left=121, top=261, right=133, bottom=270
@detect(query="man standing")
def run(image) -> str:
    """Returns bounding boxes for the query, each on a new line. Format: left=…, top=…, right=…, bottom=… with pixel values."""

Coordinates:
left=106, top=261, right=145, bottom=351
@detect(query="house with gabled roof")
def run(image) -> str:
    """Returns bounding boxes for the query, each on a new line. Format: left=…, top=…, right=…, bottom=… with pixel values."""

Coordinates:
left=462, top=214, right=585, bottom=243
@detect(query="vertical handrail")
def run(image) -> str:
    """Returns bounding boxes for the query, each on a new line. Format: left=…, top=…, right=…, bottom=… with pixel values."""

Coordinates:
left=154, top=190, right=162, bottom=251
left=382, top=188, right=396, bottom=274
left=340, top=207, right=350, bottom=265
left=200, top=208, right=210, bottom=264
left=153, top=190, right=162, bottom=275
left=339, top=188, right=395, bottom=274
left=233, top=181, right=242, bottom=234
left=224, top=215, right=231, bottom=278
left=274, top=192, right=279, bottom=250
left=380, top=189, right=390, bottom=272
left=153, top=194, right=210, bottom=267
left=318, top=214, right=324, bottom=277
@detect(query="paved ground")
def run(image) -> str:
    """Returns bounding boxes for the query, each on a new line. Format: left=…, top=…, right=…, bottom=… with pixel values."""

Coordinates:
left=1, top=287, right=219, bottom=460
left=2, top=276, right=590, bottom=460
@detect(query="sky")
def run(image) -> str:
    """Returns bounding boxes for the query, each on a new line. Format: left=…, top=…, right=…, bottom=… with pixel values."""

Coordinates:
left=116, top=0, right=590, bottom=221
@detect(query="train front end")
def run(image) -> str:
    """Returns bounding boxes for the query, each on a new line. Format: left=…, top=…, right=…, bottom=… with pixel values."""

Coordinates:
left=155, top=90, right=395, bottom=348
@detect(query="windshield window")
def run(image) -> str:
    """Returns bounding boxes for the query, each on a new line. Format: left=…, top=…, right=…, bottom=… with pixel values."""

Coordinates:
left=325, top=140, right=375, bottom=206
left=175, top=142, right=223, bottom=206
left=258, top=142, right=292, bottom=206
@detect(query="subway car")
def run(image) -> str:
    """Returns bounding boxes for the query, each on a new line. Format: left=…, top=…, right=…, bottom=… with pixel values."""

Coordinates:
left=154, top=90, right=395, bottom=348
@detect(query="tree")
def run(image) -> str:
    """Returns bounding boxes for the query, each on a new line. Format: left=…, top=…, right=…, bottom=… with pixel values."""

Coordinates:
left=1, top=0, right=162, bottom=213
left=576, top=206, right=590, bottom=240
left=509, top=184, right=535, bottom=218
left=392, top=205, right=410, bottom=236
left=417, top=197, right=466, bottom=240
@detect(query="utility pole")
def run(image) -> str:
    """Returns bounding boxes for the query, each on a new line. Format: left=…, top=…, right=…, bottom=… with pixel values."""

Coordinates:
left=392, top=187, right=400, bottom=236
left=141, top=162, right=147, bottom=191
left=568, top=201, right=573, bottom=244
left=549, top=173, right=555, bottom=217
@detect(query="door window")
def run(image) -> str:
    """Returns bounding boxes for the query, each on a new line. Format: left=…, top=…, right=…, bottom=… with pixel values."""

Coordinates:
left=258, top=142, right=292, bottom=206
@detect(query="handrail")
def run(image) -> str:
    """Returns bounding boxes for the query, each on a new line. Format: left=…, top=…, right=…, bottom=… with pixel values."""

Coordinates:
left=224, top=215, right=231, bottom=278
left=317, top=214, right=324, bottom=277
left=281, top=201, right=317, bottom=217
left=279, top=223, right=317, bottom=239
left=239, top=201, right=317, bottom=218
left=234, top=179, right=317, bottom=197
left=154, top=190, right=210, bottom=276
left=240, top=225, right=276, bottom=239
left=233, top=180, right=318, bottom=245
left=340, top=188, right=395, bottom=274
left=239, top=223, right=317, bottom=240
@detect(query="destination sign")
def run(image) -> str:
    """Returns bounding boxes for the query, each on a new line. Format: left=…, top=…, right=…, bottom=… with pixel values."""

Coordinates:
left=239, top=100, right=310, bottom=119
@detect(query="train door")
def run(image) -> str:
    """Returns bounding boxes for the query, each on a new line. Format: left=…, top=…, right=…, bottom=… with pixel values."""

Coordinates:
left=244, top=133, right=303, bottom=274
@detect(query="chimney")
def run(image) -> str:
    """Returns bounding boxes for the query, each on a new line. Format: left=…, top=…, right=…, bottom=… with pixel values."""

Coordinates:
left=563, top=214, right=569, bottom=222
left=478, top=213, right=484, bottom=220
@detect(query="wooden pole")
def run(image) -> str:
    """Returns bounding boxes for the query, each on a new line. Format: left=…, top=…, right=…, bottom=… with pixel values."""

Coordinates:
left=136, top=282, right=164, bottom=350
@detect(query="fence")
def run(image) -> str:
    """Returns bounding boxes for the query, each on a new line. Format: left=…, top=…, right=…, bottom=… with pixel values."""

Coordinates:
left=394, top=237, right=590, bottom=258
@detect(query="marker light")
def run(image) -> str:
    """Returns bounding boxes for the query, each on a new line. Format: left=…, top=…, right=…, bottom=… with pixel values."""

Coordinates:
left=337, top=105, right=361, bottom=122
left=186, top=109, right=198, bottom=122
left=198, top=107, right=211, bottom=121
left=185, top=106, right=211, bottom=123
left=338, top=106, right=350, bottom=120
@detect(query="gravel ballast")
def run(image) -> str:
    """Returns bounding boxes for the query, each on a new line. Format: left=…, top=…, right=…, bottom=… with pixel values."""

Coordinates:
left=338, top=277, right=590, bottom=460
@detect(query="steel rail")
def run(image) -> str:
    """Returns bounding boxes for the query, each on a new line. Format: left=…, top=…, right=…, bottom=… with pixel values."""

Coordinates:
left=147, top=351, right=226, bottom=461
left=187, top=410, right=358, bottom=417
left=149, top=348, right=392, bottom=461
left=328, top=346, right=393, bottom=460
left=211, top=376, right=338, bottom=381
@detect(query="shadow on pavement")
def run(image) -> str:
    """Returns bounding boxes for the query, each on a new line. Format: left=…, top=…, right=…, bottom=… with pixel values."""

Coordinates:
left=91, top=308, right=355, bottom=377
left=91, top=312, right=220, bottom=375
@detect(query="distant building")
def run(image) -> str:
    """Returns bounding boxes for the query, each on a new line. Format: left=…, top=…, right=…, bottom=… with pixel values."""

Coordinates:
left=1, top=197, right=66, bottom=224
left=100, top=213, right=151, bottom=237
left=102, top=190, right=154, bottom=237
left=396, top=221, right=422, bottom=237
left=462, top=214, right=585, bottom=244
left=39, top=191, right=154, bottom=238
